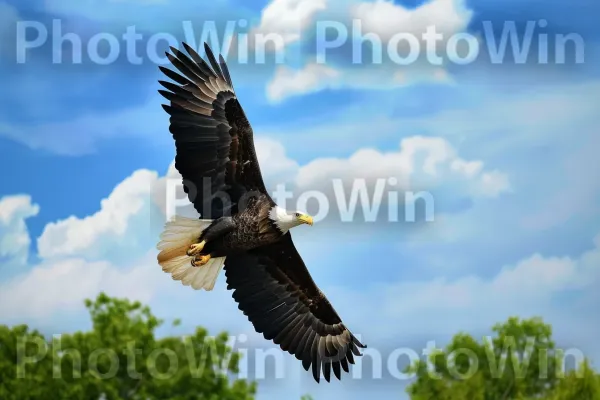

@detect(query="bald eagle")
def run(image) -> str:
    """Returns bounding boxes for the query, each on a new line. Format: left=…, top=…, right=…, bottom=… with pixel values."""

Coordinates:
left=156, top=42, right=366, bottom=382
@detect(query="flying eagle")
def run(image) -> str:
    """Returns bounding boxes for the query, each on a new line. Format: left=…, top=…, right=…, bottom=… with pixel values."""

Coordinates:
left=155, top=42, right=366, bottom=383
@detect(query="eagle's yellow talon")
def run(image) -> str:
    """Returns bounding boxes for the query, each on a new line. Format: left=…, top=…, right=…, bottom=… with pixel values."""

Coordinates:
left=187, top=241, right=206, bottom=256
left=191, top=254, right=211, bottom=267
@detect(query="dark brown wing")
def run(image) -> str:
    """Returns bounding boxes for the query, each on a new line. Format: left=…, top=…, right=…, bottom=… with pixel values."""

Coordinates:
left=224, top=234, right=366, bottom=383
left=158, top=42, right=270, bottom=219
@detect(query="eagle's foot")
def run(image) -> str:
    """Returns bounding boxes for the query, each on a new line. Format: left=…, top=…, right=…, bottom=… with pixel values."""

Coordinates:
left=186, top=241, right=206, bottom=257
left=191, top=254, right=211, bottom=267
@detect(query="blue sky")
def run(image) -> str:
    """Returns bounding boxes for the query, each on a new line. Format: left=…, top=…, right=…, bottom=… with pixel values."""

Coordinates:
left=1, top=0, right=599, bottom=398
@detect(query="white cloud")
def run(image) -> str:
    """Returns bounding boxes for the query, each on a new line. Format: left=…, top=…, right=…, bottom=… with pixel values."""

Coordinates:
left=0, top=172, right=260, bottom=335
left=0, top=132, right=596, bottom=397
left=352, top=0, right=470, bottom=40
left=324, top=231, right=600, bottom=343
left=386, top=81, right=600, bottom=246
left=263, top=0, right=473, bottom=101
left=267, top=63, right=341, bottom=102
left=0, top=195, right=39, bottom=266
left=34, top=138, right=299, bottom=263
left=33, top=134, right=506, bottom=268
left=4, top=181, right=598, bottom=348
left=250, top=0, right=328, bottom=51
left=295, top=136, right=510, bottom=198
left=266, top=61, right=459, bottom=102
left=6, top=132, right=506, bottom=318
left=0, top=247, right=260, bottom=340
left=0, top=256, right=156, bottom=320
left=37, top=169, right=162, bottom=262
left=266, top=60, right=460, bottom=102
left=3, top=169, right=591, bottom=353
left=255, top=137, right=301, bottom=188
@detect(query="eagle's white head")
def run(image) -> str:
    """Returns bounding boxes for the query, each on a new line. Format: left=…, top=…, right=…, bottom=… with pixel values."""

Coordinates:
left=269, top=206, right=313, bottom=234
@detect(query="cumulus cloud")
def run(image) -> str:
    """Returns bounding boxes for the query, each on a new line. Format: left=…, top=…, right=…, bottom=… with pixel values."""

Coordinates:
left=0, top=172, right=261, bottom=335
left=35, top=135, right=505, bottom=264
left=28, top=137, right=290, bottom=263
left=291, top=136, right=509, bottom=221
left=37, top=170, right=163, bottom=262
left=250, top=0, right=327, bottom=51
left=255, top=137, right=301, bottom=188
left=296, top=136, right=507, bottom=193
left=0, top=195, right=39, bottom=266
left=3, top=161, right=592, bottom=347
left=0, top=256, right=157, bottom=320
left=351, top=0, right=470, bottom=40
left=267, top=63, right=341, bottom=102
left=383, top=81, right=600, bottom=247
left=34, top=138, right=298, bottom=264
left=0, top=136, right=596, bottom=392
left=38, top=137, right=502, bottom=261
left=34, top=132, right=506, bottom=263
left=266, top=62, right=457, bottom=102
left=7, top=132, right=506, bottom=315
left=0, top=247, right=261, bottom=340
left=264, top=0, right=473, bottom=101
left=325, top=231, right=600, bottom=343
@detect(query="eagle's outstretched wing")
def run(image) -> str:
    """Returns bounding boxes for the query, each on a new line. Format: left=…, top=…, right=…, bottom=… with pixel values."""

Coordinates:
left=158, top=42, right=270, bottom=219
left=159, top=42, right=366, bottom=383
left=224, top=234, right=367, bottom=383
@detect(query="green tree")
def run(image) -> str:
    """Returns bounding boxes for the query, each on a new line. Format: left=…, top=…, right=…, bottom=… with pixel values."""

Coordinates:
left=406, top=317, right=600, bottom=400
left=546, top=359, right=600, bottom=400
left=0, top=324, right=60, bottom=399
left=0, top=292, right=256, bottom=400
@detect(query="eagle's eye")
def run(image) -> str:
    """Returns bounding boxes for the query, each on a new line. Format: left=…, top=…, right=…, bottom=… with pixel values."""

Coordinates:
left=295, top=213, right=300, bottom=217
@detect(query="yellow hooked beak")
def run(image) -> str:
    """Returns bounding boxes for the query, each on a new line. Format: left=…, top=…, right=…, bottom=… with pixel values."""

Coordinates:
left=297, top=214, right=314, bottom=226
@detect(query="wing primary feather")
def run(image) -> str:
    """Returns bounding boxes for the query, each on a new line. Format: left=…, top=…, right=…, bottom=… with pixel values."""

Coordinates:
left=323, top=360, right=331, bottom=383
left=346, top=348, right=355, bottom=365
left=219, top=54, right=234, bottom=88
left=203, top=42, right=225, bottom=80
left=301, top=330, right=317, bottom=371
left=169, top=47, right=208, bottom=83
left=340, top=358, right=349, bottom=373
left=158, top=80, right=203, bottom=101
left=332, top=361, right=341, bottom=380
left=288, top=322, right=310, bottom=358
left=318, top=337, right=329, bottom=381
left=182, top=42, right=219, bottom=80
left=311, top=337, right=321, bottom=383
left=221, top=223, right=365, bottom=384
left=159, top=66, right=192, bottom=86
left=165, top=53, right=203, bottom=86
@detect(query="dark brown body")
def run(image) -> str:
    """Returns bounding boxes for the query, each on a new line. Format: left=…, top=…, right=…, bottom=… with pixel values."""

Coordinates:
left=200, top=194, right=283, bottom=258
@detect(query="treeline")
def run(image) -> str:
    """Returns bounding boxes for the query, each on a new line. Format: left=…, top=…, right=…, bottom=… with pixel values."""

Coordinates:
left=0, top=294, right=598, bottom=399
left=406, top=317, right=600, bottom=399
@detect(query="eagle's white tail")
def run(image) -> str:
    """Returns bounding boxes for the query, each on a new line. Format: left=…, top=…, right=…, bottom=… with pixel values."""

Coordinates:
left=156, top=215, right=226, bottom=291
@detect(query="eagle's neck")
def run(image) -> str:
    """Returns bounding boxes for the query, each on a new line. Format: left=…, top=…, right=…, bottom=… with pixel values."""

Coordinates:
left=268, top=206, right=298, bottom=234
